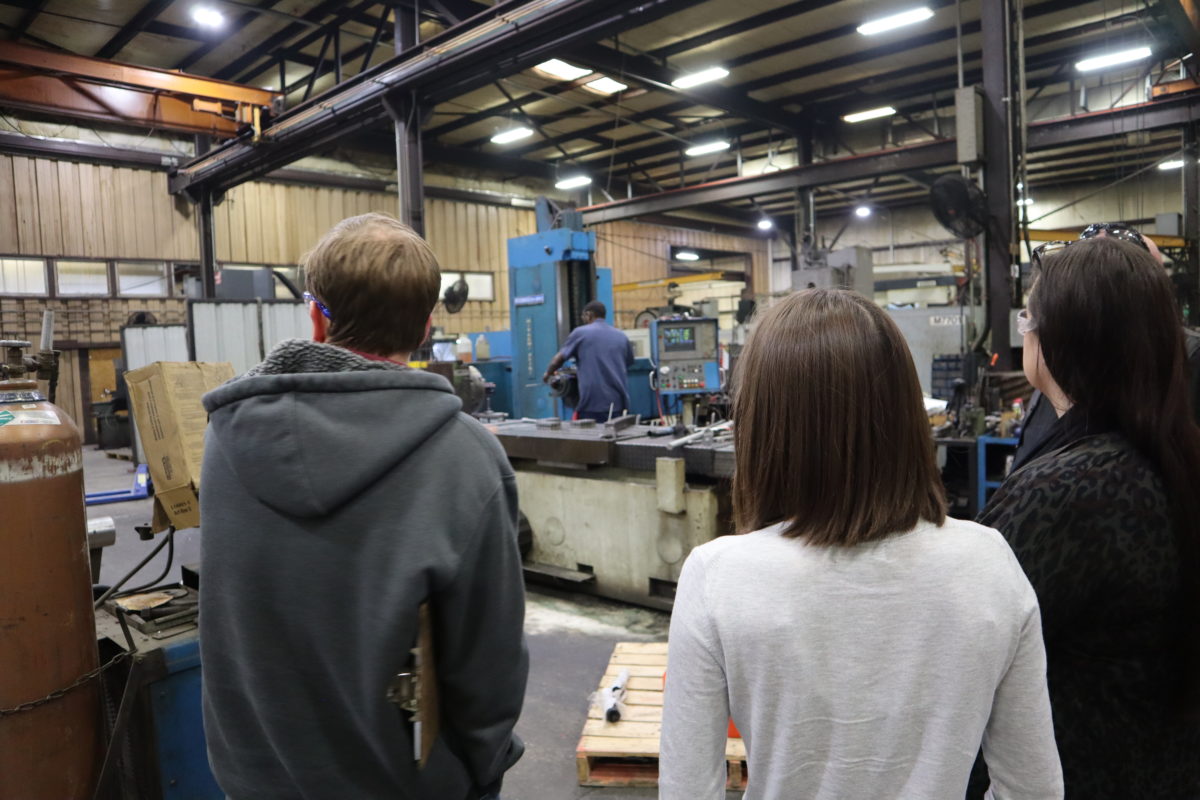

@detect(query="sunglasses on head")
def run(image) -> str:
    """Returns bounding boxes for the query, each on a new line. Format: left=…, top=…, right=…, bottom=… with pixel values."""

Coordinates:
left=1031, top=222, right=1150, bottom=270
left=1079, top=222, right=1149, bottom=250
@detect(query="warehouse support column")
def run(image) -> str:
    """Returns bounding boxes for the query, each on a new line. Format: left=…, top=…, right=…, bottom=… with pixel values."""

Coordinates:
left=1184, top=124, right=1200, bottom=325
left=791, top=130, right=815, bottom=272
left=195, top=134, right=217, bottom=299
left=387, top=2, right=426, bottom=235
left=981, top=0, right=1014, bottom=368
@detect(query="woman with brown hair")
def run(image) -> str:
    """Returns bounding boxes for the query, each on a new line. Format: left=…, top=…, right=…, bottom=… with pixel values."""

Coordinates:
left=659, top=289, right=1063, bottom=800
left=968, top=236, right=1200, bottom=798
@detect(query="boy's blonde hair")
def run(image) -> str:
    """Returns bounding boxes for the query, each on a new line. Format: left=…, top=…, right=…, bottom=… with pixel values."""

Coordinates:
left=304, top=213, right=441, bottom=354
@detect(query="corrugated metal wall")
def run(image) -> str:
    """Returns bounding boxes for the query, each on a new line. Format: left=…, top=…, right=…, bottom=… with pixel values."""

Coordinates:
left=122, top=325, right=190, bottom=367
left=121, top=324, right=189, bottom=461
left=0, top=155, right=197, bottom=260
left=0, top=153, right=770, bottom=339
left=213, top=181, right=397, bottom=265
left=592, top=220, right=770, bottom=329
left=426, top=197, right=536, bottom=335
left=190, top=300, right=310, bottom=375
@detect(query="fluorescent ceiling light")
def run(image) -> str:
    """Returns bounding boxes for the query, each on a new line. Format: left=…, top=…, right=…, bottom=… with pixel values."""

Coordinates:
left=1016, top=198, right=1035, bottom=206
left=555, top=174, right=592, bottom=190
left=685, top=140, right=731, bottom=157
left=490, top=126, right=534, bottom=144
left=675, top=251, right=701, bottom=261
left=854, top=206, right=872, bottom=218
left=191, top=6, right=225, bottom=27
left=1016, top=182, right=1024, bottom=190
left=583, top=76, right=628, bottom=94
left=757, top=218, right=774, bottom=231
left=1076, top=46, right=1152, bottom=72
left=1159, top=159, right=1185, bottom=170
left=842, top=106, right=896, bottom=123
left=857, top=6, right=934, bottom=36
left=535, top=59, right=593, bottom=81
left=672, top=66, right=730, bottom=89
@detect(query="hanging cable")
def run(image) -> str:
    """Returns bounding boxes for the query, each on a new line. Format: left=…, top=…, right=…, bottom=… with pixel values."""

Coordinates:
left=93, top=526, right=177, bottom=609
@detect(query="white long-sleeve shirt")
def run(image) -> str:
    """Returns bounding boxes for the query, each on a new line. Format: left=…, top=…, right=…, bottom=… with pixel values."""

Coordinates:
left=660, top=518, right=1063, bottom=800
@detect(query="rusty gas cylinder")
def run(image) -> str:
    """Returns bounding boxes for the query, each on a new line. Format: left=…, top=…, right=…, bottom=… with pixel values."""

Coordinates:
left=0, top=363, right=102, bottom=798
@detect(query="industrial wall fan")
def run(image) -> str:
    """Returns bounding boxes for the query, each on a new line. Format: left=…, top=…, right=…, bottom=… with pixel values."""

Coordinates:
left=930, top=175, right=987, bottom=238
left=442, top=278, right=469, bottom=314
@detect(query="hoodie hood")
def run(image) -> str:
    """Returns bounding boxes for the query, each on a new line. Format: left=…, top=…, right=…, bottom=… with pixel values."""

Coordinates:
left=202, top=339, right=462, bottom=517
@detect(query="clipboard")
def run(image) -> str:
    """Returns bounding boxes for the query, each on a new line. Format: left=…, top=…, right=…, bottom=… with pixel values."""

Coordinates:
left=386, top=601, right=440, bottom=767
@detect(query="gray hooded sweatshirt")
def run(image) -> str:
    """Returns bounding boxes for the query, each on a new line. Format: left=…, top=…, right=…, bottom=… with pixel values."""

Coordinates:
left=198, top=339, right=528, bottom=800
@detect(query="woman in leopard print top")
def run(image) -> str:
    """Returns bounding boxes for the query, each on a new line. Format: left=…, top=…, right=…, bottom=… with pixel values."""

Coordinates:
left=969, top=237, right=1200, bottom=799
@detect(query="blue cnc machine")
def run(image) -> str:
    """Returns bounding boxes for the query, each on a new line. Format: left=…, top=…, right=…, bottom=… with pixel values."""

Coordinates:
left=507, top=199, right=612, bottom=419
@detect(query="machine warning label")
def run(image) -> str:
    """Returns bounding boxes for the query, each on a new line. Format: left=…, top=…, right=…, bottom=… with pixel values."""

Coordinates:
left=0, top=391, right=46, bottom=404
left=0, top=408, right=59, bottom=426
left=929, top=315, right=963, bottom=327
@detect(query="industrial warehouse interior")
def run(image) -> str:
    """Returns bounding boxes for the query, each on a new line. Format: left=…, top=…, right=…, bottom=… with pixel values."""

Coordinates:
left=3, top=1, right=1200, bottom=799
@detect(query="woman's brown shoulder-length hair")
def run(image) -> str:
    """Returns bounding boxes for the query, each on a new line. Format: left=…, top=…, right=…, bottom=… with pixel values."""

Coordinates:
left=732, top=289, right=946, bottom=545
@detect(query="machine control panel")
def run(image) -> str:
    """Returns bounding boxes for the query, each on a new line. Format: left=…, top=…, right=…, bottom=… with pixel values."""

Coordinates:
left=651, top=318, right=721, bottom=396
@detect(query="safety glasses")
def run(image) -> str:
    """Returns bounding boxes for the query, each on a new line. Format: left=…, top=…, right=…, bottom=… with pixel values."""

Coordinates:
left=303, top=292, right=333, bottom=320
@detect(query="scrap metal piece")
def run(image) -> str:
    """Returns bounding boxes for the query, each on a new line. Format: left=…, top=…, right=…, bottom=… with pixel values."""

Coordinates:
left=601, top=413, right=640, bottom=439
left=114, top=592, right=173, bottom=612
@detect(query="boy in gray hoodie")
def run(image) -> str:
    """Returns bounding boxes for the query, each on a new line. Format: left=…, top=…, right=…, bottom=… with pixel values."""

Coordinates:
left=199, top=213, right=527, bottom=800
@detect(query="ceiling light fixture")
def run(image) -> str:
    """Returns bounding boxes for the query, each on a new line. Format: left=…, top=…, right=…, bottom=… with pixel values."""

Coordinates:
left=1076, top=46, right=1152, bottom=72
left=191, top=5, right=225, bottom=27
left=555, top=174, right=592, bottom=190
left=854, top=206, right=872, bottom=218
left=757, top=218, right=774, bottom=231
left=675, top=251, right=701, bottom=261
left=842, top=106, right=896, bottom=123
left=534, top=59, right=593, bottom=81
left=583, top=76, right=628, bottom=94
left=857, top=6, right=934, bottom=36
left=1158, top=159, right=1185, bottom=170
left=685, top=140, right=731, bottom=157
left=1016, top=198, right=1035, bottom=206
left=490, top=126, right=534, bottom=145
left=671, top=66, right=730, bottom=89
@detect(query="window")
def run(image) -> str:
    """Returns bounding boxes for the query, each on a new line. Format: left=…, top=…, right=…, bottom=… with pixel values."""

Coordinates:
left=117, top=261, right=169, bottom=296
left=271, top=266, right=301, bottom=299
left=56, top=260, right=109, bottom=296
left=222, top=264, right=301, bottom=299
left=0, top=258, right=48, bottom=295
left=440, top=271, right=496, bottom=302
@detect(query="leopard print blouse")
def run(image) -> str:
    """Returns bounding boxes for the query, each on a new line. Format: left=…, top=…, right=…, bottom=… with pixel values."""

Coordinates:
left=974, top=433, right=1199, bottom=799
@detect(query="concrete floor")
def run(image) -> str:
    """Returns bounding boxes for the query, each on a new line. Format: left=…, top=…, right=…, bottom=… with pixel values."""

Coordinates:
left=83, top=445, right=741, bottom=800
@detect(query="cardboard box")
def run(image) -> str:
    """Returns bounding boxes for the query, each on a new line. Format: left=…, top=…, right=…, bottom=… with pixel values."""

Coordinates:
left=125, top=361, right=234, bottom=532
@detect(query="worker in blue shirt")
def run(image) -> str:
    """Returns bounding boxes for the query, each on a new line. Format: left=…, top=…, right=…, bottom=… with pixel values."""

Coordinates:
left=543, top=301, right=634, bottom=423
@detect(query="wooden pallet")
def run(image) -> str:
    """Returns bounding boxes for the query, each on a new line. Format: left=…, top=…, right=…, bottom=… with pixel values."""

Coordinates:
left=575, top=641, right=747, bottom=791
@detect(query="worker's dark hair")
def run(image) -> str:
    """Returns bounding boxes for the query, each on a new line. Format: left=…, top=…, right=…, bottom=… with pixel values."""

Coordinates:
left=583, top=301, right=607, bottom=319
left=732, top=289, right=946, bottom=546
left=1029, top=236, right=1200, bottom=711
left=304, top=213, right=440, bottom=354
